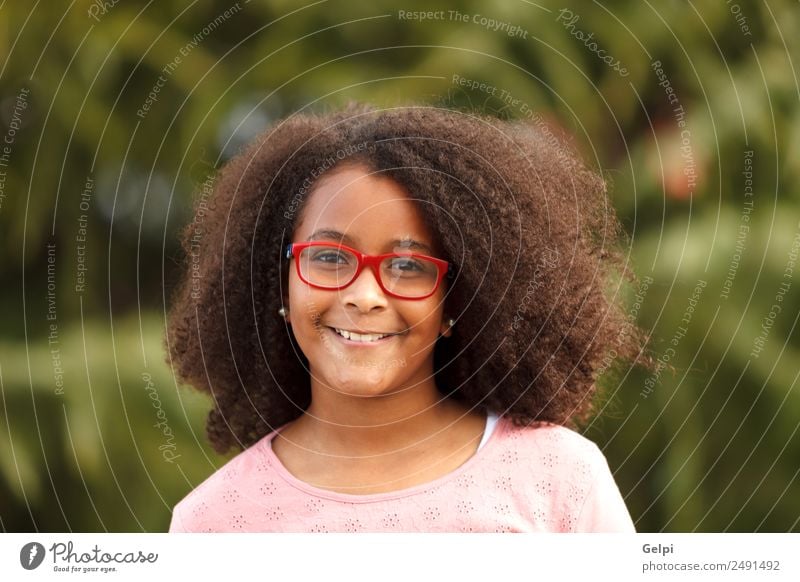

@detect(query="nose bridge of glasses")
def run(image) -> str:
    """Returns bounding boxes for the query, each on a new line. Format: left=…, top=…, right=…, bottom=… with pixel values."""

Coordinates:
left=350, top=254, right=386, bottom=291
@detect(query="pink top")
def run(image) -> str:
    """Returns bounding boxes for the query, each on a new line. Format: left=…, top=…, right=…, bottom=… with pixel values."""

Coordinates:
left=169, top=416, right=636, bottom=532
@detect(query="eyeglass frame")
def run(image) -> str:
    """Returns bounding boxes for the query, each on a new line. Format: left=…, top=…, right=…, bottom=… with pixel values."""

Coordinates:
left=285, top=241, right=454, bottom=300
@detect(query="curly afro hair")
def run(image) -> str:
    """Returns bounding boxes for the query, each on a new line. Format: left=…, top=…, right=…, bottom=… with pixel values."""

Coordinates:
left=165, top=102, right=656, bottom=455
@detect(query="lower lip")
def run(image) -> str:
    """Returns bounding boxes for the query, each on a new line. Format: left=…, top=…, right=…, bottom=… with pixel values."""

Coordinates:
left=326, top=326, right=401, bottom=347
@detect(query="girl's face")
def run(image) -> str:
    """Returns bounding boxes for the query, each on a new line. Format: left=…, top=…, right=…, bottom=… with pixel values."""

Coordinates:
left=285, top=164, right=452, bottom=398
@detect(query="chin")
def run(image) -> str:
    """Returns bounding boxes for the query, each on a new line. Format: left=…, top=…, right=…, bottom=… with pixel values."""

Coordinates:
left=326, top=369, right=402, bottom=397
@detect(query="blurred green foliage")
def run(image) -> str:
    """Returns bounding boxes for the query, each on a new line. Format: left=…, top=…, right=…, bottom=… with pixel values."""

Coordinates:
left=0, top=0, right=798, bottom=531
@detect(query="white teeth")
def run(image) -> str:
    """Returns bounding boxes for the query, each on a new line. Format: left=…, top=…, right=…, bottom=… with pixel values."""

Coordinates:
left=333, top=328, right=390, bottom=342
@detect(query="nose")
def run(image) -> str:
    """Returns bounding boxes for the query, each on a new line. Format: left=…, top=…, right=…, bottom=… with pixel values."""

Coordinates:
left=340, top=263, right=388, bottom=312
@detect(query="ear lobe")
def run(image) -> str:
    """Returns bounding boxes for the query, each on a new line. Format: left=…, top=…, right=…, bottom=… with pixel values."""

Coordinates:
left=440, top=318, right=452, bottom=338
left=282, top=299, right=291, bottom=324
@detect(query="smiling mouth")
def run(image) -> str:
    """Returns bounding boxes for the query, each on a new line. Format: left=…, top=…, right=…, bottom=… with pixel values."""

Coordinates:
left=327, top=327, right=403, bottom=343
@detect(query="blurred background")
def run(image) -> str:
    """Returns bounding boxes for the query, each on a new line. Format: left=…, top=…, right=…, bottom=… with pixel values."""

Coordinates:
left=1, top=0, right=798, bottom=532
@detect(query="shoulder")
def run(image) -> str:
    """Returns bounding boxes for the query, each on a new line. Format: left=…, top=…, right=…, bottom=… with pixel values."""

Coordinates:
left=489, top=417, right=609, bottom=494
left=498, top=417, right=606, bottom=471
left=494, top=418, right=634, bottom=532
left=169, top=435, right=272, bottom=532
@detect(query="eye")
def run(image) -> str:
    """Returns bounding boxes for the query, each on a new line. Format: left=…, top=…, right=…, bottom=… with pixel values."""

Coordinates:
left=310, top=249, right=352, bottom=264
left=390, top=257, right=423, bottom=271
left=387, top=257, right=426, bottom=273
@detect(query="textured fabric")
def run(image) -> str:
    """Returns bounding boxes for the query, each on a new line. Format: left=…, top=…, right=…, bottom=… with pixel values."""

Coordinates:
left=169, top=416, right=636, bottom=533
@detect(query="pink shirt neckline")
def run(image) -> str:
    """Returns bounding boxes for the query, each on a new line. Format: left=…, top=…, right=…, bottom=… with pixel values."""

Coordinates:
left=259, top=415, right=508, bottom=503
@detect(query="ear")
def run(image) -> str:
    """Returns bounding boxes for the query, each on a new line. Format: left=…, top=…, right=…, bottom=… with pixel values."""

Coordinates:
left=283, top=297, right=291, bottom=324
left=439, top=316, right=452, bottom=338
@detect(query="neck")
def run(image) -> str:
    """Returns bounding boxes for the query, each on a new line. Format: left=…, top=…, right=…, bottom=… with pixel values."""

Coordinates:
left=293, top=381, right=470, bottom=457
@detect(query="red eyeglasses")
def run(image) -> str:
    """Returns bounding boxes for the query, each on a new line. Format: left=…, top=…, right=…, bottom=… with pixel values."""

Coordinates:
left=285, top=242, right=453, bottom=300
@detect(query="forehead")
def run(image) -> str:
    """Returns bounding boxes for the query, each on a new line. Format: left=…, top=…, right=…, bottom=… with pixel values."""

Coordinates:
left=293, top=165, right=435, bottom=249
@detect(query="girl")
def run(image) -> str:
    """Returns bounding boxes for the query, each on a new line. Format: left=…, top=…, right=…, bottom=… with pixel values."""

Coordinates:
left=166, top=103, right=655, bottom=532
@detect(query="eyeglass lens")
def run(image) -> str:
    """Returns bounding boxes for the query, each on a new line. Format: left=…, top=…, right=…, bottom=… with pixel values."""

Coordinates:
left=298, top=245, right=440, bottom=298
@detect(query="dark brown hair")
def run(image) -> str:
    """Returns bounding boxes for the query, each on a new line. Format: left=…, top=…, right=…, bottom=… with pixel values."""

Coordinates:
left=166, top=102, right=655, bottom=454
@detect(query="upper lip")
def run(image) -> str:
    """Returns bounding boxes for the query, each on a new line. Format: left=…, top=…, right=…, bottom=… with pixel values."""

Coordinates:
left=328, top=326, right=402, bottom=335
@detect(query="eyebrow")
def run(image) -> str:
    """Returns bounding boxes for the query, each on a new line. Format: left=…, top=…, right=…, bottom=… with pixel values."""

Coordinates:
left=307, top=229, right=434, bottom=254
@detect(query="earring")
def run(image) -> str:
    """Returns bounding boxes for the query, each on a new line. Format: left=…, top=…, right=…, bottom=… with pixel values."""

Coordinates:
left=439, top=317, right=456, bottom=340
left=278, top=307, right=288, bottom=317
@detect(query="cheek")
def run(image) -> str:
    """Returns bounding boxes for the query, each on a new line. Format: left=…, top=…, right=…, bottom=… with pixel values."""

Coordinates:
left=286, top=272, right=324, bottom=342
left=405, top=299, right=445, bottom=338
left=287, top=270, right=321, bottom=311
